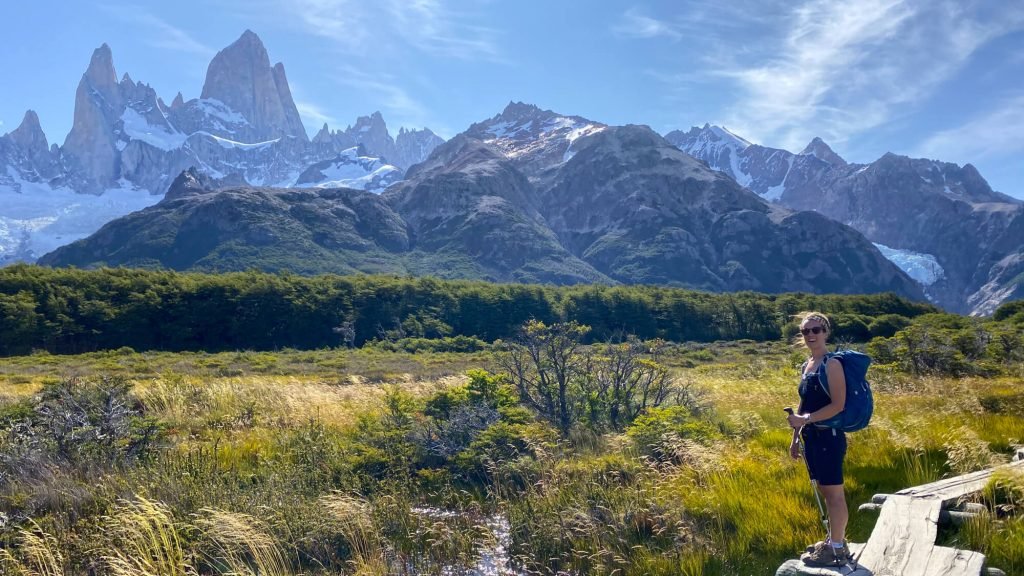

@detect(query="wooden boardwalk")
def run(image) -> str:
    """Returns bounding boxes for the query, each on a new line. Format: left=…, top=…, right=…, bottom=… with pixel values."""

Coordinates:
left=855, top=458, right=1024, bottom=576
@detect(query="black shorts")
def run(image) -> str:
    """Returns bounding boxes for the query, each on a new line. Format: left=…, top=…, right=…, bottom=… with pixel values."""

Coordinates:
left=801, top=426, right=847, bottom=486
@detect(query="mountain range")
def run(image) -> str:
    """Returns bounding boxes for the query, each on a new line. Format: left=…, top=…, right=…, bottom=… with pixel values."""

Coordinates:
left=666, top=125, right=1024, bottom=314
left=7, top=31, right=1024, bottom=314
left=0, top=30, right=443, bottom=262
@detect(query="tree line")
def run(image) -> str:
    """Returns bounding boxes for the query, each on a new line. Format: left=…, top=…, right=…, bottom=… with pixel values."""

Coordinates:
left=0, top=265, right=936, bottom=356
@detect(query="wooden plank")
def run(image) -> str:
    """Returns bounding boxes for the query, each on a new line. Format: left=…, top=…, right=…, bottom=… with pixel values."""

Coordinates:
left=857, top=495, right=942, bottom=576
left=896, top=460, right=1024, bottom=504
left=921, top=546, right=986, bottom=576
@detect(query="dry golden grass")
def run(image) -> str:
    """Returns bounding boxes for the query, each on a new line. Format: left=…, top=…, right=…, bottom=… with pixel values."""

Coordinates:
left=194, top=508, right=289, bottom=576
left=319, top=492, right=388, bottom=576
left=101, top=496, right=196, bottom=576
left=0, top=521, right=65, bottom=576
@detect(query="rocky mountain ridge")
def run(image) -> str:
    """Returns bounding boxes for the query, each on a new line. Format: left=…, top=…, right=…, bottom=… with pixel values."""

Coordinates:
left=43, top=106, right=924, bottom=302
left=665, top=124, right=1023, bottom=314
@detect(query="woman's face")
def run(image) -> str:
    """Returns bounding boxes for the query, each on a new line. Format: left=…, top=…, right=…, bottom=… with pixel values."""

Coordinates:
left=800, top=319, right=828, bottom=353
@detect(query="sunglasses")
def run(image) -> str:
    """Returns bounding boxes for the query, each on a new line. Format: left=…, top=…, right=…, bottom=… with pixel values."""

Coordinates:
left=800, top=327, right=826, bottom=336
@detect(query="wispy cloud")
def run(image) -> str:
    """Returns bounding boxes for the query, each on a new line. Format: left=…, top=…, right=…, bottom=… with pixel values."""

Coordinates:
left=331, top=65, right=431, bottom=128
left=710, top=0, right=1024, bottom=150
left=284, top=0, right=503, bottom=62
left=100, top=5, right=214, bottom=57
left=295, top=100, right=337, bottom=130
left=914, top=94, right=1024, bottom=162
left=612, top=8, right=682, bottom=40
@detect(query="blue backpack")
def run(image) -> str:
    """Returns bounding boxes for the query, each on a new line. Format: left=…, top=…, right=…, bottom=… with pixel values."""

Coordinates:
left=812, top=349, right=873, bottom=432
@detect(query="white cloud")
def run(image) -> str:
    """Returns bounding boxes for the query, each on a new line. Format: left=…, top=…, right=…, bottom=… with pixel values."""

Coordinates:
left=612, top=8, right=682, bottom=40
left=295, top=100, right=337, bottom=130
left=100, top=5, right=214, bottom=57
left=713, top=0, right=1024, bottom=151
left=914, top=94, right=1024, bottom=162
left=284, top=0, right=502, bottom=62
left=331, top=65, right=431, bottom=128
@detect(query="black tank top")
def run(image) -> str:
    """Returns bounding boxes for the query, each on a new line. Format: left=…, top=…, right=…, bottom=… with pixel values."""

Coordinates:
left=799, top=369, right=831, bottom=414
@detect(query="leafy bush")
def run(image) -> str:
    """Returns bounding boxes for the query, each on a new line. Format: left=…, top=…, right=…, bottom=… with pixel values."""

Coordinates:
left=831, top=313, right=871, bottom=342
left=868, top=314, right=911, bottom=338
left=452, top=421, right=557, bottom=489
left=625, top=406, right=721, bottom=461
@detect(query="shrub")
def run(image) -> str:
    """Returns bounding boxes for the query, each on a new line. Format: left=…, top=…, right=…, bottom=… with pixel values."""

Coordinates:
left=453, top=421, right=557, bottom=489
left=868, top=314, right=911, bottom=338
left=625, top=406, right=721, bottom=461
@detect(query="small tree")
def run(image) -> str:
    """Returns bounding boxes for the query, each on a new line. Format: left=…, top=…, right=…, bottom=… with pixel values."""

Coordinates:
left=589, top=337, right=673, bottom=431
left=495, top=320, right=590, bottom=435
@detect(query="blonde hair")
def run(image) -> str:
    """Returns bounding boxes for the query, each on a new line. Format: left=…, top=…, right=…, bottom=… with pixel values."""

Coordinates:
left=791, top=311, right=831, bottom=345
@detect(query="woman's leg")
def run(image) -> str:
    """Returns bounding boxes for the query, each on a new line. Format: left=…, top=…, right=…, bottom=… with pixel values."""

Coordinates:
left=818, top=484, right=847, bottom=543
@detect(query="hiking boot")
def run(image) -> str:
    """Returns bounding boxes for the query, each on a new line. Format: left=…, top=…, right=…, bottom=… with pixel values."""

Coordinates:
left=801, top=542, right=846, bottom=567
left=836, top=543, right=852, bottom=563
left=805, top=539, right=828, bottom=554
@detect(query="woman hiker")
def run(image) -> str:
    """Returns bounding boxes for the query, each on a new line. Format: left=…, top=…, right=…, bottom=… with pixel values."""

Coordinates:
left=787, top=311, right=851, bottom=567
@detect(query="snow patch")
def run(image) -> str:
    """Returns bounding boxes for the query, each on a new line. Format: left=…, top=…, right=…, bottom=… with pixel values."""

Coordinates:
left=120, top=107, right=186, bottom=151
left=193, top=132, right=280, bottom=150
left=195, top=99, right=248, bottom=125
left=0, top=169, right=162, bottom=263
left=873, top=242, right=945, bottom=286
left=293, top=148, right=401, bottom=193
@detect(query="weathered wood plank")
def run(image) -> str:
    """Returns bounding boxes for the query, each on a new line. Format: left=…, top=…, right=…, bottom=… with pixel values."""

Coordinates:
left=857, top=496, right=943, bottom=576
left=896, top=460, right=1024, bottom=504
left=921, top=546, right=986, bottom=576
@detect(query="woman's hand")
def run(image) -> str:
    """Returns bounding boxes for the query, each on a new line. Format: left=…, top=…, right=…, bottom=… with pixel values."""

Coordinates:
left=787, top=412, right=809, bottom=429
left=789, top=440, right=801, bottom=460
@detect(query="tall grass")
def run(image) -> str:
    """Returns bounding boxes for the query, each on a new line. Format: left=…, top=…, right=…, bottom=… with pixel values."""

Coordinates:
left=319, top=492, right=388, bottom=576
left=194, top=508, right=289, bottom=576
left=101, top=496, right=196, bottom=576
left=0, top=521, right=65, bottom=576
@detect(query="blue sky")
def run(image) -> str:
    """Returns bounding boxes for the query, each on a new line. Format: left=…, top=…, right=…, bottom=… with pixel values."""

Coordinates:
left=3, top=0, right=1023, bottom=198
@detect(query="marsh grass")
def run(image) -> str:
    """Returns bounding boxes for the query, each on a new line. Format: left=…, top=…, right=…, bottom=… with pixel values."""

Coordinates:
left=0, top=344, right=1021, bottom=575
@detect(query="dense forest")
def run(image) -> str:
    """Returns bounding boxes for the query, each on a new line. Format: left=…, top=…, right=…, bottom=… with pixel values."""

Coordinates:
left=0, top=265, right=937, bottom=355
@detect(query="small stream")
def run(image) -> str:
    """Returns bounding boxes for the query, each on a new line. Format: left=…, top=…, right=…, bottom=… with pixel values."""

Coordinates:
left=410, top=507, right=524, bottom=576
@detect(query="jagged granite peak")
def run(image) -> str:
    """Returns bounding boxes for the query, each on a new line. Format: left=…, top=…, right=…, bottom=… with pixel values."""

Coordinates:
left=346, top=111, right=395, bottom=159
left=63, top=43, right=126, bottom=192
left=313, top=122, right=332, bottom=144
left=9, top=110, right=49, bottom=154
left=800, top=137, right=847, bottom=167
left=170, top=92, right=185, bottom=109
left=0, top=109, right=61, bottom=183
left=84, top=43, right=120, bottom=103
left=200, top=30, right=308, bottom=142
left=393, top=127, right=445, bottom=172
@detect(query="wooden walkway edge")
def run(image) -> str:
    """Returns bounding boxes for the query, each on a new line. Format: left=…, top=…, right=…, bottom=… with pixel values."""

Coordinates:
left=855, top=458, right=1024, bottom=576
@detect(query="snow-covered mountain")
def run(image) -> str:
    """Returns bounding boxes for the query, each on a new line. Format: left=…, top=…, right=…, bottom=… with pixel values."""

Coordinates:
left=665, top=124, right=1024, bottom=314
left=0, top=30, right=445, bottom=264
left=311, top=112, right=444, bottom=171
left=293, top=147, right=402, bottom=192
left=461, top=102, right=606, bottom=182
